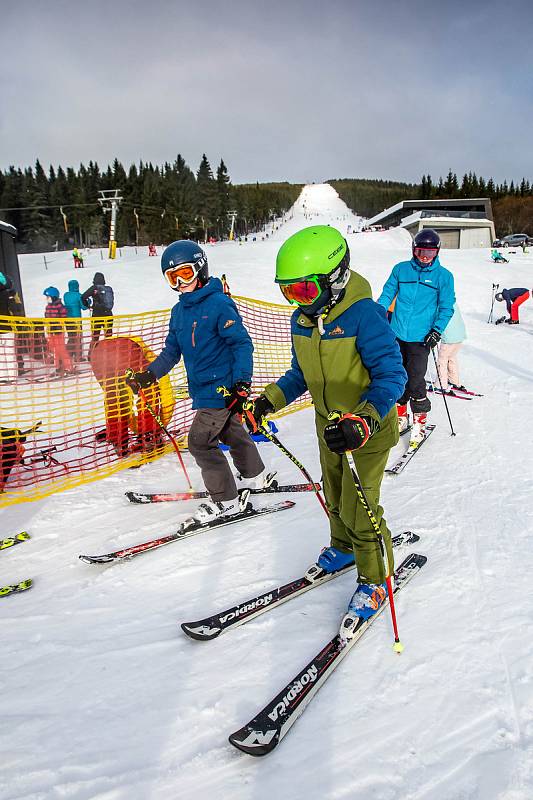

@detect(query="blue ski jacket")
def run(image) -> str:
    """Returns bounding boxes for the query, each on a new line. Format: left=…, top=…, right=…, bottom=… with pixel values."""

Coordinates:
left=377, top=256, right=455, bottom=343
left=63, top=280, right=87, bottom=318
left=149, top=278, right=254, bottom=409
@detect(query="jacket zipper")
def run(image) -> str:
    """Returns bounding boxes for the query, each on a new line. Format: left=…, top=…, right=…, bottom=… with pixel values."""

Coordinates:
left=191, top=320, right=197, bottom=348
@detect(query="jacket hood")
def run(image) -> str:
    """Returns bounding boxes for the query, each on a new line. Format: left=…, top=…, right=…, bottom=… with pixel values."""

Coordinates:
left=179, top=277, right=222, bottom=307
left=68, top=279, right=79, bottom=291
left=93, top=272, right=105, bottom=285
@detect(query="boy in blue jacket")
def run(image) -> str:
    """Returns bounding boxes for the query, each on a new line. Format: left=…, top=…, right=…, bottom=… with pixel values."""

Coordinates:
left=125, top=240, right=266, bottom=523
left=378, top=229, right=455, bottom=444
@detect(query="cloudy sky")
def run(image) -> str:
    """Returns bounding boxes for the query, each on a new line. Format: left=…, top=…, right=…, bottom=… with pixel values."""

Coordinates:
left=1, top=0, right=532, bottom=185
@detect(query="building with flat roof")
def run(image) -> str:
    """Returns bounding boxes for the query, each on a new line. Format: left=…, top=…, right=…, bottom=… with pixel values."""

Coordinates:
left=366, top=198, right=495, bottom=249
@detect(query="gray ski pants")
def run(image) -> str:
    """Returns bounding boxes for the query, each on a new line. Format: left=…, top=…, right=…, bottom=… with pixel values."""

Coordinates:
left=187, top=408, right=265, bottom=501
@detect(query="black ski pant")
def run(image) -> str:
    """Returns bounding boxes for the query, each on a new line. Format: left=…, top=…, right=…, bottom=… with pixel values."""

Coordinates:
left=397, top=340, right=431, bottom=413
left=188, top=408, right=265, bottom=501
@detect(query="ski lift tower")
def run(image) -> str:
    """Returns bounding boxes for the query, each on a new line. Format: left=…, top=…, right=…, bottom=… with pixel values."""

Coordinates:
left=228, top=210, right=237, bottom=241
left=98, top=189, right=123, bottom=259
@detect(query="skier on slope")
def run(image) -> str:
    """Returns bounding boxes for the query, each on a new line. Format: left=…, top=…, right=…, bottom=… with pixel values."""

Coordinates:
left=377, top=229, right=455, bottom=445
left=494, top=287, right=530, bottom=324
left=124, top=240, right=268, bottom=523
left=244, top=226, right=407, bottom=622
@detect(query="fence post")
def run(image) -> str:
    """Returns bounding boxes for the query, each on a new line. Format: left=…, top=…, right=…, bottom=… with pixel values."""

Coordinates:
left=43, top=256, right=48, bottom=271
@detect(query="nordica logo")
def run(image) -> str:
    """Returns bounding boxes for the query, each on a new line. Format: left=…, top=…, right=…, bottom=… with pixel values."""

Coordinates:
left=268, top=665, right=319, bottom=721
left=220, top=594, right=274, bottom=624
left=328, top=244, right=343, bottom=260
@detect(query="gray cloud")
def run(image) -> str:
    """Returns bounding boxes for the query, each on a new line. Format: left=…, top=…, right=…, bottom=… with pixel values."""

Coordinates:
left=1, top=0, right=532, bottom=184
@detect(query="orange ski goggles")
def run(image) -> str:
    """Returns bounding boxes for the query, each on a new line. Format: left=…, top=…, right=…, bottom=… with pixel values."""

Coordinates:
left=164, top=262, right=199, bottom=288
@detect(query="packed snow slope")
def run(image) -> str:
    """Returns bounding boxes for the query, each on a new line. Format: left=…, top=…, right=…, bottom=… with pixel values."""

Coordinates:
left=3, top=184, right=533, bottom=800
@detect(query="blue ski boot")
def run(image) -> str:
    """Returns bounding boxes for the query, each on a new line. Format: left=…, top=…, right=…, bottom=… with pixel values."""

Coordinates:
left=346, top=582, right=387, bottom=620
left=317, top=546, right=354, bottom=574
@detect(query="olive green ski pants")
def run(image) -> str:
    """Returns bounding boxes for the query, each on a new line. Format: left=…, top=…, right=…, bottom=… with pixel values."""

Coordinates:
left=316, top=413, right=395, bottom=585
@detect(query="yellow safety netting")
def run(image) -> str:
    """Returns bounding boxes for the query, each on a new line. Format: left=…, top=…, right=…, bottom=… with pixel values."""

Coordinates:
left=0, top=296, right=311, bottom=507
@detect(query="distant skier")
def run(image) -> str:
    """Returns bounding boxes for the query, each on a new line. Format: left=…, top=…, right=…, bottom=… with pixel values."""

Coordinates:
left=63, top=279, right=87, bottom=362
left=81, top=273, right=114, bottom=351
left=437, top=302, right=466, bottom=392
left=491, top=248, right=509, bottom=264
left=495, top=287, right=530, bottom=324
left=72, top=247, right=84, bottom=269
left=43, top=287, right=74, bottom=376
left=245, top=226, right=406, bottom=622
left=124, top=240, right=268, bottom=522
left=377, top=229, right=455, bottom=445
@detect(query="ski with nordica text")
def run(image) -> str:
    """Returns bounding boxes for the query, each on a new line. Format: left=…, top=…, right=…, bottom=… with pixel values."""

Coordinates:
left=125, top=483, right=321, bottom=504
left=0, top=579, right=33, bottom=598
left=79, top=500, right=295, bottom=564
left=386, top=424, right=436, bottom=476
left=181, top=531, right=419, bottom=641
left=0, top=532, right=31, bottom=551
left=228, top=552, right=427, bottom=756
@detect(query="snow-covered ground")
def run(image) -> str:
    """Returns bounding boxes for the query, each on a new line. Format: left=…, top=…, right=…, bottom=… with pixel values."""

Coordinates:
left=3, top=184, right=533, bottom=800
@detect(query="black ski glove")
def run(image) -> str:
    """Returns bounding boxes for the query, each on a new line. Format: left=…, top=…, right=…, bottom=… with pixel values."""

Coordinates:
left=423, top=329, right=441, bottom=349
left=223, top=381, right=252, bottom=415
left=125, top=369, right=156, bottom=394
left=324, top=414, right=380, bottom=454
left=243, top=395, right=274, bottom=434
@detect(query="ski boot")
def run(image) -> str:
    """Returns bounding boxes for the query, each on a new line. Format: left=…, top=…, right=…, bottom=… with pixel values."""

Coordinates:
left=397, top=403, right=409, bottom=434
left=505, top=318, right=519, bottom=324
left=237, top=469, right=277, bottom=491
left=191, top=489, right=252, bottom=524
left=450, top=383, right=467, bottom=393
left=339, top=582, right=387, bottom=642
left=317, top=546, right=354, bottom=573
left=409, top=412, right=427, bottom=448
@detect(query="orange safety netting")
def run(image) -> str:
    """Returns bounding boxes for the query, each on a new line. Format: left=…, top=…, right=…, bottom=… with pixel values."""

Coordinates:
left=0, top=297, right=310, bottom=507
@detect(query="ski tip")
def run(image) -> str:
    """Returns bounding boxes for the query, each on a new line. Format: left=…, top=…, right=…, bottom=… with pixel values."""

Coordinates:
left=228, top=727, right=280, bottom=756
left=125, top=491, right=147, bottom=504
left=79, top=554, right=112, bottom=565
left=180, top=621, right=222, bottom=641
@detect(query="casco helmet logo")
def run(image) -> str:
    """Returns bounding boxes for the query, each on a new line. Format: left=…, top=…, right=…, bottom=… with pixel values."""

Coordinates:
left=328, top=244, right=343, bottom=260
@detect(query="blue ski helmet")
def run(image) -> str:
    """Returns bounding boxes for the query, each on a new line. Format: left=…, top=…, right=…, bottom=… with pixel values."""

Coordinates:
left=412, top=229, right=440, bottom=267
left=160, top=240, right=209, bottom=291
left=43, top=286, right=60, bottom=299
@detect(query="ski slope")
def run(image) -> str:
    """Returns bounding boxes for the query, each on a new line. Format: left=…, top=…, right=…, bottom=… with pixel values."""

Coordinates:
left=2, top=184, right=533, bottom=800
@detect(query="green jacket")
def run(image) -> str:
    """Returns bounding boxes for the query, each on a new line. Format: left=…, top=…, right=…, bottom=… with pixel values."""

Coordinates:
left=264, top=271, right=406, bottom=441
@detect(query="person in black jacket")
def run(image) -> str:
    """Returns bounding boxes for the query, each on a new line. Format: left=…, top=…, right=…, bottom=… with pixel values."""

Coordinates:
left=82, top=272, right=114, bottom=351
left=495, top=288, right=530, bottom=324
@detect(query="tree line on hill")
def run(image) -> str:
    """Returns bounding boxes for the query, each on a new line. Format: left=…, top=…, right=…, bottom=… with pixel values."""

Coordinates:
left=329, top=171, right=533, bottom=237
left=0, top=155, right=302, bottom=253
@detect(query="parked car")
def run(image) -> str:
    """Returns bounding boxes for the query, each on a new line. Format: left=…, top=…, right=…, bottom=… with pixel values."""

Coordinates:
left=492, top=233, right=533, bottom=248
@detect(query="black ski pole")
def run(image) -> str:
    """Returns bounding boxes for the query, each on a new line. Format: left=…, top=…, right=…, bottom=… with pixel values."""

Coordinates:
left=431, top=348, right=456, bottom=436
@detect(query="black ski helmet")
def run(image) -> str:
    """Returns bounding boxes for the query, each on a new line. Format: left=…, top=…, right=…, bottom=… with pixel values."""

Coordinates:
left=495, top=292, right=503, bottom=302
left=412, top=229, right=441, bottom=267
left=161, top=240, right=209, bottom=290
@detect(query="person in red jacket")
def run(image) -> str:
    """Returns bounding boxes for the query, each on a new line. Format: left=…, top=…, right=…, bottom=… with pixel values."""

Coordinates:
left=43, top=287, right=74, bottom=375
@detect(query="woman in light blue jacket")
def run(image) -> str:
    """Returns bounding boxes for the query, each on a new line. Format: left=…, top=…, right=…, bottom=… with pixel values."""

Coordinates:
left=437, top=303, right=466, bottom=391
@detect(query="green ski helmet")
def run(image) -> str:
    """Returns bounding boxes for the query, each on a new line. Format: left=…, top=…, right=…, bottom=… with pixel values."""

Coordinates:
left=275, top=225, right=350, bottom=315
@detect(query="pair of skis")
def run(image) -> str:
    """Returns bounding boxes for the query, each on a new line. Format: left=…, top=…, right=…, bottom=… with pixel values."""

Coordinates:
left=1, top=532, right=33, bottom=598
left=80, top=482, right=321, bottom=563
left=426, top=382, right=483, bottom=400
left=178, top=535, right=425, bottom=755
